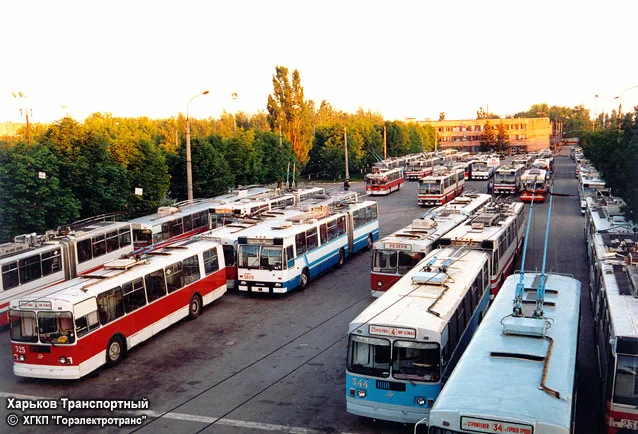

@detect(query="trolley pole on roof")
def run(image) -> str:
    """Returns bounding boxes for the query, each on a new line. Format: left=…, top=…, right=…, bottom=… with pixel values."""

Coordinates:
left=185, top=90, right=210, bottom=201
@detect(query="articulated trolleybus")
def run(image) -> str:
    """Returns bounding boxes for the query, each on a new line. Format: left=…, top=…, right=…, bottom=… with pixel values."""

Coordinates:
left=438, top=201, right=525, bottom=298
left=346, top=246, right=491, bottom=424
left=0, top=217, right=133, bottom=327
left=371, top=194, right=491, bottom=296
left=236, top=201, right=379, bottom=293
left=365, top=167, right=405, bottom=196
left=417, top=168, right=465, bottom=207
left=9, top=239, right=226, bottom=379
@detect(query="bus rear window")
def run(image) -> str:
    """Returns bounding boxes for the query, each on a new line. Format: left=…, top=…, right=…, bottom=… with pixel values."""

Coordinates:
left=614, top=355, right=638, bottom=406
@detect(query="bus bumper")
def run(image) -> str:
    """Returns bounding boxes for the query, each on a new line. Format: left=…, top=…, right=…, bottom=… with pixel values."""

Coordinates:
left=346, top=399, right=429, bottom=424
left=14, top=362, right=82, bottom=380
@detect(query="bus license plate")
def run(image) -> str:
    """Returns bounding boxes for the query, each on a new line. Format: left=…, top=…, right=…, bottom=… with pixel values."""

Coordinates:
left=620, top=419, right=638, bottom=430
left=242, top=273, right=254, bottom=280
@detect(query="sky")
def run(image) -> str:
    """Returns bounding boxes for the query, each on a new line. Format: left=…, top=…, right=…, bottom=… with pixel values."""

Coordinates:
left=2, top=0, right=638, bottom=124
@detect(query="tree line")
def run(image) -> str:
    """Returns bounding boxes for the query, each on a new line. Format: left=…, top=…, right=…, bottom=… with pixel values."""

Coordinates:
left=579, top=107, right=638, bottom=221
left=0, top=67, right=437, bottom=242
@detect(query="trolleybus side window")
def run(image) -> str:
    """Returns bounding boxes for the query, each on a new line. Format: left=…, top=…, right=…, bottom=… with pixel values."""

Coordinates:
left=19, top=255, right=43, bottom=284
left=337, top=216, right=346, bottom=235
left=203, top=248, right=219, bottom=275
left=392, top=341, right=440, bottom=382
left=97, top=286, right=125, bottom=324
left=92, top=234, right=107, bottom=258
left=106, top=231, right=119, bottom=253
left=295, top=233, right=306, bottom=255
left=75, top=310, right=100, bottom=338
left=42, top=249, right=61, bottom=276
left=353, top=209, right=365, bottom=228
left=366, top=204, right=378, bottom=222
left=614, top=355, right=638, bottom=406
left=448, top=311, right=459, bottom=351
left=183, top=214, right=193, bottom=232
left=327, top=219, right=339, bottom=241
left=9, top=311, right=37, bottom=343
left=347, top=335, right=390, bottom=378
left=320, top=224, right=328, bottom=244
left=165, top=263, right=184, bottom=293
left=306, top=227, right=318, bottom=251
left=145, top=269, right=167, bottom=302
left=182, top=255, right=201, bottom=285
left=122, top=278, right=147, bottom=313
left=286, top=246, right=294, bottom=268
left=2, top=262, right=19, bottom=290
left=38, top=311, right=75, bottom=344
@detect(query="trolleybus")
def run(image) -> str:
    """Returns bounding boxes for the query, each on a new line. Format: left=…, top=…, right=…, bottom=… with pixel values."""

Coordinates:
left=492, top=164, right=525, bottom=195
left=588, top=232, right=638, bottom=433
left=346, top=246, right=491, bottom=424
left=9, top=238, right=227, bottom=379
left=469, top=159, right=497, bottom=180
left=0, top=218, right=133, bottom=327
left=365, top=167, right=405, bottom=195
left=405, top=157, right=441, bottom=181
left=417, top=168, right=465, bottom=207
left=371, top=194, right=491, bottom=296
left=438, top=201, right=525, bottom=298
left=520, top=168, right=549, bottom=203
left=236, top=201, right=379, bottom=293
left=427, top=272, right=581, bottom=434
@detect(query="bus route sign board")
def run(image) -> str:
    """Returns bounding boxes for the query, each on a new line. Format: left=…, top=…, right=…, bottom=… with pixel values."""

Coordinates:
left=461, top=416, right=533, bottom=434
left=369, top=325, right=416, bottom=339
left=487, top=158, right=500, bottom=167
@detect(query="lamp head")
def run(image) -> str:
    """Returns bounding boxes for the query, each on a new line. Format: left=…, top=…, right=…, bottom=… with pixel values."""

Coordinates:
left=203, top=90, right=210, bottom=95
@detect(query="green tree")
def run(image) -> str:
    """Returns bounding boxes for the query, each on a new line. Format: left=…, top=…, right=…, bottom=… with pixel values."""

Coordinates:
left=480, top=120, right=496, bottom=151
left=267, top=66, right=314, bottom=166
left=0, top=143, right=80, bottom=242
left=496, top=122, right=510, bottom=154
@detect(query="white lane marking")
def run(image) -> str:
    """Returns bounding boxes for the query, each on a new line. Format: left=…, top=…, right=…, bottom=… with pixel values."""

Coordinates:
left=0, top=392, right=357, bottom=434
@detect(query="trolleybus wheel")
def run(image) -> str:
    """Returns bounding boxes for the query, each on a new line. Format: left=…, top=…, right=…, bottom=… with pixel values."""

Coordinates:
left=106, top=335, right=126, bottom=367
left=336, top=248, right=345, bottom=268
left=188, top=293, right=203, bottom=320
left=299, top=269, right=310, bottom=290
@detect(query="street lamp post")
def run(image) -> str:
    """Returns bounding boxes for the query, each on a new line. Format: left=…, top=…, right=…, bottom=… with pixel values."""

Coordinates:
left=600, top=96, right=619, bottom=128
left=12, top=92, right=31, bottom=144
left=185, top=90, right=209, bottom=201
left=618, top=85, right=638, bottom=124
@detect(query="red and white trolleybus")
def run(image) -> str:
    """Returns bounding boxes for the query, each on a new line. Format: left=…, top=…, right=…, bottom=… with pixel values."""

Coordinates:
left=520, top=169, right=549, bottom=203
left=365, top=167, right=404, bottom=196
left=417, top=168, right=465, bottom=206
left=9, top=238, right=226, bottom=379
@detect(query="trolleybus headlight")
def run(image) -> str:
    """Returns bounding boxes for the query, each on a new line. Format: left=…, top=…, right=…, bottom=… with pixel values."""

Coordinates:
left=18, top=355, right=25, bottom=362
left=59, top=357, right=67, bottom=364
left=275, top=283, right=281, bottom=288
left=416, top=397, right=426, bottom=406
left=377, top=281, right=383, bottom=287
left=357, top=389, right=366, bottom=398
left=240, top=281, right=246, bottom=286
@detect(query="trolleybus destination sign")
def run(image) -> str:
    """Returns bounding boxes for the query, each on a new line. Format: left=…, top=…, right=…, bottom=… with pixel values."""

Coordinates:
left=461, top=416, right=532, bottom=434
left=368, top=325, right=416, bottom=338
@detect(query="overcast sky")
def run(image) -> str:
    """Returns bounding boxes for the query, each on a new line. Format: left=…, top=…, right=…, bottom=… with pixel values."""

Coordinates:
left=2, top=0, right=637, bottom=123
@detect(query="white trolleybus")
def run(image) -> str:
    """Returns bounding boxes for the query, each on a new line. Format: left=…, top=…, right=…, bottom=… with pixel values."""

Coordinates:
left=520, top=168, right=549, bottom=203
left=438, top=202, right=525, bottom=299
left=365, top=167, right=405, bottom=196
left=427, top=271, right=581, bottom=434
left=236, top=201, right=379, bottom=293
left=588, top=232, right=638, bottom=433
left=512, top=154, right=533, bottom=169
left=9, top=238, right=227, bottom=379
left=128, top=186, right=282, bottom=250
left=0, top=218, right=133, bottom=328
left=346, top=246, right=491, bottom=424
left=493, top=164, right=525, bottom=195
left=405, top=157, right=442, bottom=181
left=417, top=168, right=465, bottom=207
left=371, top=194, right=491, bottom=296
left=469, top=158, right=498, bottom=180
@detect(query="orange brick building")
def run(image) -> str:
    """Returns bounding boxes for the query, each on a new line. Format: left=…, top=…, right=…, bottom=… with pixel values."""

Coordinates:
left=419, top=117, right=551, bottom=153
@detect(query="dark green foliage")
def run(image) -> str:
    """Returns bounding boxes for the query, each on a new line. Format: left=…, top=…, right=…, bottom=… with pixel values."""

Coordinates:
left=580, top=108, right=638, bottom=221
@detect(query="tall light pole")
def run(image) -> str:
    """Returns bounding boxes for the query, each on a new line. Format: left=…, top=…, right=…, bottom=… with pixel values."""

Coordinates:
left=185, top=90, right=209, bottom=201
left=12, top=91, right=31, bottom=144
left=231, top=92, right=238, bottom=137
left=599, top=95, right=619, bottom=128
left=618, top=85, right=638, bottom=124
